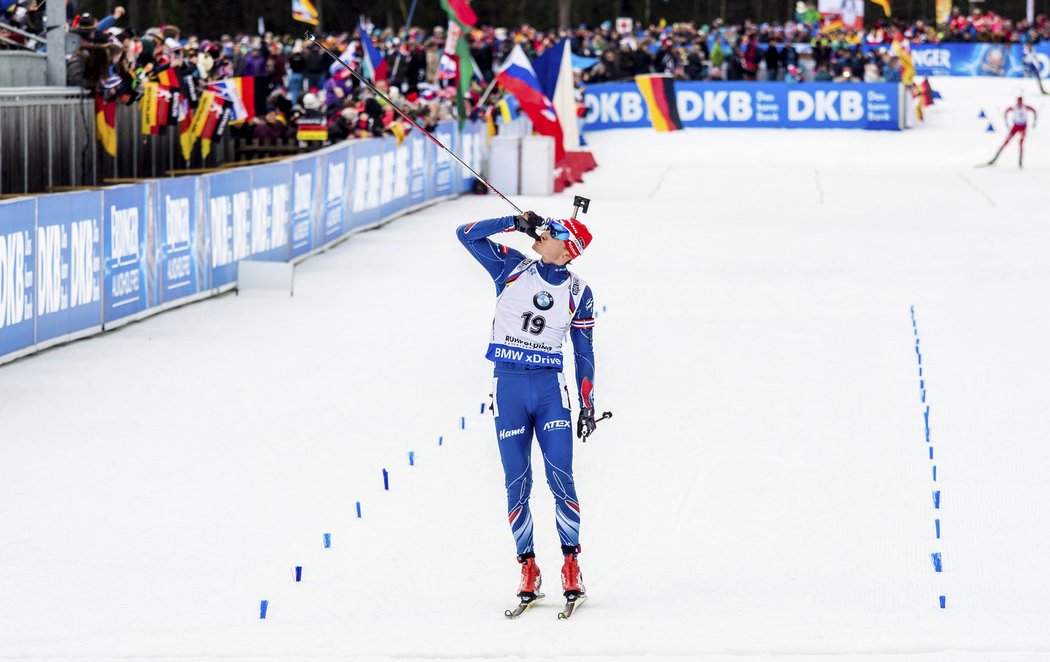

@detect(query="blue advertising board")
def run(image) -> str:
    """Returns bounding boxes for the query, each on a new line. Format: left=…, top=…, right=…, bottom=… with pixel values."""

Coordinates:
left=103, top=184, right=151, bottom=323
left=248, top=163, right=293, bottom=262
left=583, top=81, right=902, bottom=131
left=155, top=177, right=205, bottom=304
left=290, top=155, right=320, bottom=260
left=403, top=130, right=429, bottom=207
left=205, top=169, right=253, bottom=288
left=456, top=122, right=484, bottom=194
left=433, top=122, right=456, bottom=196
left=381, top=136, right=412, bottom=219
left=318, top=143, right=350, bottom=243
left=349, top=137, right=384, bottom=230
left=861, top=42, right=1050, bottom=78
left=34, top=191, right=103, bottom=343
left=0, top=199, right=36, bottom=358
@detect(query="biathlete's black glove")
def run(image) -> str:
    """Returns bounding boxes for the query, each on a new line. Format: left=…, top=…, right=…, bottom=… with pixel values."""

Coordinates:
left=514, top=210, right=544, bottom=239
left=577, top=407, right=597, bottom=440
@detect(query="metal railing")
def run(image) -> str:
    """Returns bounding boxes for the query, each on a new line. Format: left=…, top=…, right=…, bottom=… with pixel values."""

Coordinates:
left=0, top=87, right=94, bottom=195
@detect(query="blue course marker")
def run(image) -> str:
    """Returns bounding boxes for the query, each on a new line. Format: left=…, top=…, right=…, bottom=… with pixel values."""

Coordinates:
left=356, top=501, right=362, bottom=518
left=931, top=552, right=943, bottom=572
left=438, top=435, right=444, bottom=446
left=935, top=519, right=941, bottom=539
left=409, top=451, right=415, bottom=466
left=929, top=447, right=934, bottom=460
left=294, top=566, right=302, bottom=582
left=260, top=600, right=269, bottom=619
left=933, top=490, right=941, bottom=509
left=939, top=595, right=946, bottom=608
left=932, top=465, right=937, bottom=481
left=323, top=533, right=331, bottom=548
left=480, top=402, right=486, bottom=414
left=460, top=416, right=466, bottom=429
left=383, top=469, right=389, bottom=490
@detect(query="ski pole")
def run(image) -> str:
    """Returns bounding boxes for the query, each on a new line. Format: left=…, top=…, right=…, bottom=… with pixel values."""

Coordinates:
left=304, top=31, right=524, bottom=216
left=581, top=411, right=613, bottom=442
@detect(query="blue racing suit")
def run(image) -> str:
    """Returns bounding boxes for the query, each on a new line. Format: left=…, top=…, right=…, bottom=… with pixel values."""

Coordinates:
left=457, top=216, right=596, bottom=556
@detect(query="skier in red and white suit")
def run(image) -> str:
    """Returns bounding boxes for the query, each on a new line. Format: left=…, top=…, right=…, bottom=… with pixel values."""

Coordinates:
left=988, top=96, right=1038, bottom=168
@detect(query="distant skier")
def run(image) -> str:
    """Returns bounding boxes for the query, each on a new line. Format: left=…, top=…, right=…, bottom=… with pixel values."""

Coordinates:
left=1022, top=43, right=1048, bottom=96
left=987, top=96, right=1038, bottom=168
left=457, top=210, right=597, bottom=618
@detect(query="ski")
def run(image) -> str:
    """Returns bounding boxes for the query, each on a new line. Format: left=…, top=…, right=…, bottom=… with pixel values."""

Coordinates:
left=505, top=593, right=545, bottom=618
left=557, top=593, right=587, bottom=619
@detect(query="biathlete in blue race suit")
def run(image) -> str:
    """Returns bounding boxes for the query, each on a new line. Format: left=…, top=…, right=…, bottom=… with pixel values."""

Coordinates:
left=457, top=210, right=597, bottom=603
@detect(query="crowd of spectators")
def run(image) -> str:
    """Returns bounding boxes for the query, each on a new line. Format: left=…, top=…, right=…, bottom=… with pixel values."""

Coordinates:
left=3, top=2, right=1049, bottom=145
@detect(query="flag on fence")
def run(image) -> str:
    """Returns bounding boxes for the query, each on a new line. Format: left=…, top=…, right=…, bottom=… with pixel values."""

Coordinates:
left=871, top=0, right=891, bottom=17
left=358, top=20, right=388, bottom=82
left=892, top=36, right=914, bottom=85
left=635, top=74, right=683, bottom=132
left=141, top=81, right=159, bottom=135
left=95, top=94, right=117, bottom=157
left=297, top=118, right=328, bottom=141
left=496, top=44, right=565, bottom=161
left=178, top=97, right=195, bottom=160
left=532, top=39, right=581, bottom=152
left=388, top=121, right=408, bottom=146
left=208, top=76, right=267, bottom=123
left=190, top=91, right=230, bottom=159
left=292, top=0, right=319, bottom=25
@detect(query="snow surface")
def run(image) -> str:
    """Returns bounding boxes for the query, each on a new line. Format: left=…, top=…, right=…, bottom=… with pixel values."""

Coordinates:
left=2, top=77, right=1050, bottom=660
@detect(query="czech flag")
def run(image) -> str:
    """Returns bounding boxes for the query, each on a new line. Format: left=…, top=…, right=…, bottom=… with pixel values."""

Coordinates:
left=635, top=74, right=682, bottom=132
left=358, top=20, right=388, bottom=83
left=496, top=45, right=564, bottom=161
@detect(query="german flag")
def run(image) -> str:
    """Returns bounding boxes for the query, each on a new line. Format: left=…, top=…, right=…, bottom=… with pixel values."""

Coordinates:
left=634, top=74, right=682, bottom=132
left=297, top=118, right=328, bottom=141
left=232, top=76, right=268, bottom=122
left=95, top=94, right=117, bottom=157
left=190, top=91, right=229, bottom=158
left=140, top=81, right=159, bottom=135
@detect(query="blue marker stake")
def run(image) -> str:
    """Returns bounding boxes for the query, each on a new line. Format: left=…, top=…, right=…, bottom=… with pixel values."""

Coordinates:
left=929, top=447, right=934, bottom=460
left=260, top=600, right=269, bottom=619
left=939, top=595, right=946, bottom=609
left=356, top=501, right=362, bottom=518
left=323, top=533, right=331, bottom=548
left=935, top=519, right=941, bottom=539
left=383, top=469, right=389, bottom=490
left=438, top=435, right=443, bottom=446
left=931, top=552, right=943, bottom=572
left=932, top=465, right=937, bottom=481
left=408, top=451, right=415, bottom=466
left=920, top=379, right=924, bottom=390
left=602, top=305, right=607, bottom=313
left=921, top=390, right=926, bottom=403
left=460, top=416, right=466, bottom=430
left=933, top=490, right=941, bottom=509
left=919, top=366, right=923, bottom=377
left=294, top=566, right=302, bottom=582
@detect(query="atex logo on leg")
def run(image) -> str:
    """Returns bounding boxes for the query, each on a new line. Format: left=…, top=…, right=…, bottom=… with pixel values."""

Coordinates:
left=543, top=420, right=572, bottom=432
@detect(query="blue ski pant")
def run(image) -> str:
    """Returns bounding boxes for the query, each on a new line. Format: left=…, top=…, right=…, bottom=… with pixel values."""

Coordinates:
left=492, top=368, right=581, bottom=556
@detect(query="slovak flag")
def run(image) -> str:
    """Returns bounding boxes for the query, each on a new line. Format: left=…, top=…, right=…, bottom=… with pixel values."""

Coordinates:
left=358, top=21, right=388, bottom=83
left=496, top=45, right=565, bottom=161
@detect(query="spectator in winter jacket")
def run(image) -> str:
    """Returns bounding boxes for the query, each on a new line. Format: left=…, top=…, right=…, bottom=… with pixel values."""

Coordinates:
left=241, top=46, right=267, bottom=77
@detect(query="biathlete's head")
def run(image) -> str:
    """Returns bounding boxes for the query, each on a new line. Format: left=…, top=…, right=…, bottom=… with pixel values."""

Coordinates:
left=532, top=218, right=592, bottom=266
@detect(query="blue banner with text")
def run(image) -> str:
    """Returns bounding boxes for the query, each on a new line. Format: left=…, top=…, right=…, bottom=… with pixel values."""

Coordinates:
left=583, top=81, right=902, bottom=131
left=155, top=177, right=205, bottom=304
left=0, top=199, right=37, bottom=357
left=103, top=184, right=152, bottom=323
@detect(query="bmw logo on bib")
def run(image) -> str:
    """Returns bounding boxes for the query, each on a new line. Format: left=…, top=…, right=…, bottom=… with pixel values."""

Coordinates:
left=533, top=291, right=554, bottom=311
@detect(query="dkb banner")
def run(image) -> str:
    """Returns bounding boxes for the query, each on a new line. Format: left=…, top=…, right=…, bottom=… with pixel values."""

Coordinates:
left=432, top=123, right=456, bottom=197
left=248, top=163, right=293, bottom=262
left=319, top=143, right=350, bottom=244
left=34, top=191, right=103, bottom=343
left=205, top=169, right=253, bottom=289
left=155, top=177, right=205, bottom=305
left=583, top=82, right=903, bottom=131
left=349, top=137, right=385, bottom=229
left=402, top=129, right=429, bottom=207
left=103, top=184, right=152, bottom=323
left=0, top=199, right=36, bottom=357
left=455, top=121, right=485, bottom=194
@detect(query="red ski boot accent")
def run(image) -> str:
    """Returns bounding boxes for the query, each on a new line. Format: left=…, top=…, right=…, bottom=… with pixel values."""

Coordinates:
left=561, top=552, right=585, bottom=598
left=517, top=555, right=542, bottom=598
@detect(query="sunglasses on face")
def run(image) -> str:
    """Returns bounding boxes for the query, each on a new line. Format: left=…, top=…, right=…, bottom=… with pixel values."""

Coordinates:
left=546, top=219, right=571, bottom=241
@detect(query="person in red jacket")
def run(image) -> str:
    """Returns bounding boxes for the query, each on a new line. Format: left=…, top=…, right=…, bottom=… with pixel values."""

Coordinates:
left=988, top=96, right=1038, bottom=168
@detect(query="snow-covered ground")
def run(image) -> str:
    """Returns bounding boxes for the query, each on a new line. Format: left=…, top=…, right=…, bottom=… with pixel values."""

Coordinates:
left=2, top=77, right=1050, bottom=660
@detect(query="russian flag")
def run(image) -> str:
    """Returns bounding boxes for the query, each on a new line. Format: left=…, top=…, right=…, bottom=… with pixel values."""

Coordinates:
left=359, top=21, right=388, bottom=83
left=496, top=45, right=565, bottom=162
